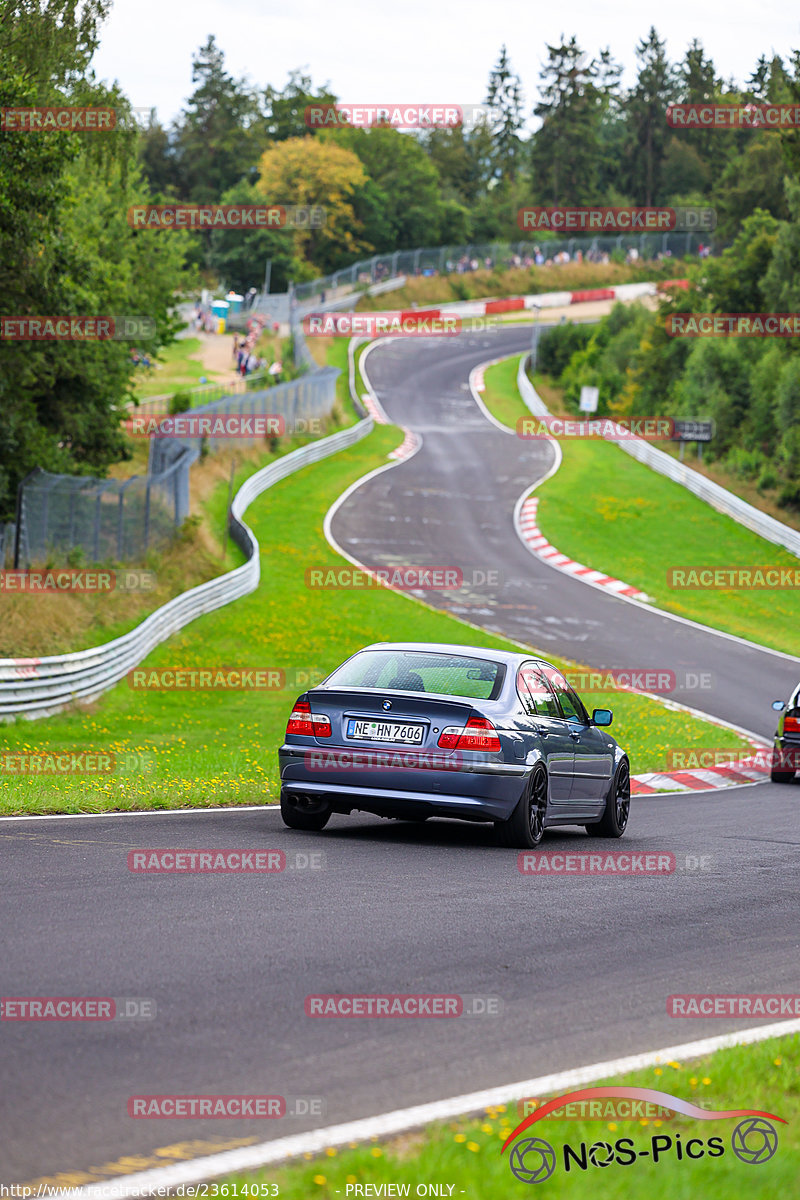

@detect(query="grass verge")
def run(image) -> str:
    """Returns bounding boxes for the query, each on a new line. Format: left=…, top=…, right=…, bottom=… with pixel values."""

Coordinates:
left=220, top=1032, right=798, bottom=1198
left=480, top=357, right=800, bottom=658
left=0, top=415, right=748, bottom=814
left=1, top=424, right=348, bottom=659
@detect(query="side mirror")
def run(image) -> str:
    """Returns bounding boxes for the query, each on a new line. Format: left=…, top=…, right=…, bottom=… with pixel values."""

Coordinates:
left=772, top=700, right=787, bottom=711
left=592, top=708, right=613, bottom=727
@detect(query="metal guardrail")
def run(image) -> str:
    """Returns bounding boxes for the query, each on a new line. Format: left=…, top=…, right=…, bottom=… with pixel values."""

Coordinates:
left=618, top=435, right=800, bottom=558
left=517, top=354, right=800, bottom=559
left=516, top=355, right=550, bottom=417
left=347, top=338, right=369, bottom=418
left=0, top=418, right=373, bottom=719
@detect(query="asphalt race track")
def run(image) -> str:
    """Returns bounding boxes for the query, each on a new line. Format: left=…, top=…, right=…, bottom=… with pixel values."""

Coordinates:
left=330, top=325, right=800, bottom=740
left=4, top=325, right=800, bottom=1185
left=2, top=791, right=799, bottom=1182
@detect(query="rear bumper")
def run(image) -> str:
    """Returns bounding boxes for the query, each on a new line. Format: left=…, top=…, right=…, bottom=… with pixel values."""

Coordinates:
left=773, top=738, right=800, bottom=772
left=278, top=744, right=527, bottom=822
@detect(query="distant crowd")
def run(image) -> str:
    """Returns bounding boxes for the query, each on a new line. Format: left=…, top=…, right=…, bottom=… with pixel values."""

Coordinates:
left=363, top=242, right=696, bottom=286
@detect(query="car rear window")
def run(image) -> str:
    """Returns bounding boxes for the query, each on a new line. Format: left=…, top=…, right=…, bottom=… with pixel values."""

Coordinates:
left=323, top=650, right=505, bottom=700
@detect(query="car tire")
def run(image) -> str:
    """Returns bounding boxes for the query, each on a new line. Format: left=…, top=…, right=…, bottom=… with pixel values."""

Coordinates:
left=586, top=759, right=630, bottom=838
left=770, top=768, right=795, bottom=783
left=495, top=765, right=548, bottom=849
left=280, top=789, right=332, bottom=831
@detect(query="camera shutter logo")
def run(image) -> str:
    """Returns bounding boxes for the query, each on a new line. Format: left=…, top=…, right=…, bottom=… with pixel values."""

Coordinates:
left=731, top=1118, right=778, bottom=1164
left=508, top=1137, right=556, bottom=1184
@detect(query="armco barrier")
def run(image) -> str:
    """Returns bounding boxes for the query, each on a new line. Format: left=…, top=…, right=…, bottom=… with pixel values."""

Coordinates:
left=516, top=355, right=800, bottom=559
left=516, top=355, right=550, bottom=418
left=401, top=308, right=440, bottom=323
left=0, top=418, right=373, bottom=719
left=570, top=288, right=616, bottom=303
left=486, top=298, right=525, bottom=315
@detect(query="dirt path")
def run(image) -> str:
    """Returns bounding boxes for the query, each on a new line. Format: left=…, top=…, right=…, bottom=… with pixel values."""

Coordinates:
left=194, top=331, right=241, bottom=385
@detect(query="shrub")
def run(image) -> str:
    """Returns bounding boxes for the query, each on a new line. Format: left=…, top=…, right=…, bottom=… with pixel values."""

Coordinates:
left=777, top=482, right=800, bottom=512
left=170, top=391, right=192, bottom=416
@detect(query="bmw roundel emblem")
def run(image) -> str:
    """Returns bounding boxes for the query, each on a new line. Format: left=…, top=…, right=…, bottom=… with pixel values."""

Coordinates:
left=382, top=700, right=392, bottom=710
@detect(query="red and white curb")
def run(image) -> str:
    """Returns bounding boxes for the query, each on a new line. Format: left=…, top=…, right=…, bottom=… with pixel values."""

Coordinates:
left=518, top=496, right=651, bottom=601
left=359, top=390, right=419, bottom=462
left=361, top=391, right=387, bottom=424
left=631, top=746, right=771, bottom=795
left=389, top=430, right=420, bottom=461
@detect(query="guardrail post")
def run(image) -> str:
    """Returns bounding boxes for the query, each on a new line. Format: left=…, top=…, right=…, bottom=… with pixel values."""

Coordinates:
left=116, top=485, right=126, bottom=559
left=143, top=477, right=151, bottom=553
left=13, top=470, right=37, bottom=570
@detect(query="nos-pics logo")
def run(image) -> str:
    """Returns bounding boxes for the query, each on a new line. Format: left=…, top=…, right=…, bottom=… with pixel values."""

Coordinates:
left=502, top=1086, right=782, bottom=1184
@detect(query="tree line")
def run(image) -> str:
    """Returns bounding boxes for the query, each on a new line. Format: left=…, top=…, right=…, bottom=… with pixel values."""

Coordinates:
left=537, top=196, right=800, bottom=514
left=137, top=32, right=800, bottom=290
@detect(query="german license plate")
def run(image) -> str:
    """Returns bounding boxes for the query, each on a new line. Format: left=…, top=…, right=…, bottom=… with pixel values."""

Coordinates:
left=346, top=719, right=425, bottom=744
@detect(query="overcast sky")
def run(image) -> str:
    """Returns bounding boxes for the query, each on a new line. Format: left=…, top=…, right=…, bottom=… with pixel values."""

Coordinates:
left=92, top=0, right=800, bottom=127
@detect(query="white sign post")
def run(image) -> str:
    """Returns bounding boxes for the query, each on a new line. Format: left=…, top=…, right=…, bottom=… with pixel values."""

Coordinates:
left=579, top=386, right=599, bottom=413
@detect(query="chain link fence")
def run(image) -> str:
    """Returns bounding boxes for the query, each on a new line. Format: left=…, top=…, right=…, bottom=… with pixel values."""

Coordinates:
left=14, top=445, right=197, bottom=569
left=148, top=372, right=339, bottom=473
left=13, top=348, right=338, bottom=567
left=289, top=231, right=714, bottom=305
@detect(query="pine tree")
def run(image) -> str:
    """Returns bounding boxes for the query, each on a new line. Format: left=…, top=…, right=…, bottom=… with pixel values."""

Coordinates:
left=531, top=36, right=602, bottom=206
left=624, top=27, right=678, bottom=205
left=486, top=45, right=525, bottom=183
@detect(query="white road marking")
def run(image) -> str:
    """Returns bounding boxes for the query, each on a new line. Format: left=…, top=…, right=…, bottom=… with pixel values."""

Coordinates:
left=76, top=1019, right=800, bottom=1198
left=0, top=805, right=281, bottom=823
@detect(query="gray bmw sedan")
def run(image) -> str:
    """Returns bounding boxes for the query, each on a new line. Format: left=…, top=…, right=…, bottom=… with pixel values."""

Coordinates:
left=278, top=642, right=630, bottom=848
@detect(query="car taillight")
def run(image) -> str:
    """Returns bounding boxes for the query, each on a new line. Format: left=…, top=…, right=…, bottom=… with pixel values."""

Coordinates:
left=437, top=716, right=501, bottom=753
left=784, top=716, right=800, bottom=733
left=286, top=700, right=332, bottom=738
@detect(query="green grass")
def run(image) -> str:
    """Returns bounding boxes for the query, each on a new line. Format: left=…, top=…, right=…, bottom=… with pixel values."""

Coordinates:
left=480, top=357, right=800, bottom=657
left=0, top=418, right=747, bottom=814
left=325, top=335, right=364, bottom=427
left=220, top=1033, right=798, bottom=1198
left=131, top=337, right=224, bottom=398
left=481, top=354, right=526, bottom=428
